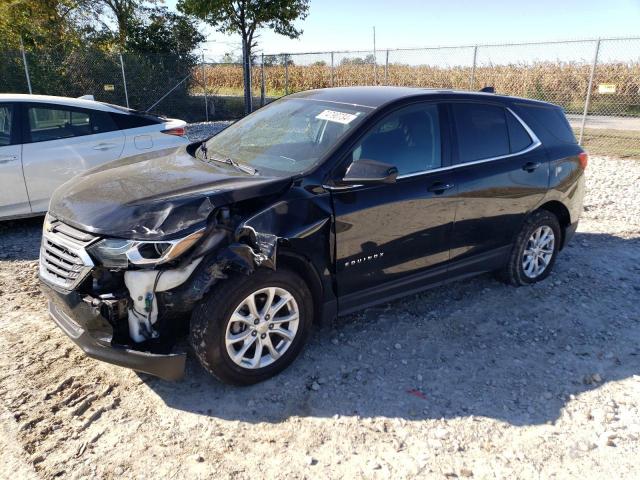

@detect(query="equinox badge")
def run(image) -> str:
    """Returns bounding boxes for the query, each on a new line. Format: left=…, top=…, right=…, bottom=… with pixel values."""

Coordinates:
left=344, top=252, right=384, bottom=268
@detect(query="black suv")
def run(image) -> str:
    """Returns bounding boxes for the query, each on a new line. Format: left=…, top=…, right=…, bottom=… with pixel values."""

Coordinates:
left=39, top=87, right=586, bottom=385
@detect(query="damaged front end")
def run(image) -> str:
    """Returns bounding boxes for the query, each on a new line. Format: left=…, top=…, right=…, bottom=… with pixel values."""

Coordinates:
left=38, top=195, right=304, bottom=380
left=38, top=215, right=207, bottom=380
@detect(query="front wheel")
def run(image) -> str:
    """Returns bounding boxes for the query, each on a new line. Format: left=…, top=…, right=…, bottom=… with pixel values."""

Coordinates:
left=190, top=268, right=313, bottom=385
left=499, top=210, right=561, bottom=286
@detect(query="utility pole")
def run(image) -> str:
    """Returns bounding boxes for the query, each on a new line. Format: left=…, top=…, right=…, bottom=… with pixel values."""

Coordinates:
left=373, top=26, right=377, bottom=85
left=20, top=37, right=32, bottom=94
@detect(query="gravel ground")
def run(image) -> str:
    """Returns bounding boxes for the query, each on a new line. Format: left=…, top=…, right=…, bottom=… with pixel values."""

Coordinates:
left=0, top=155, right=639, bottom=480
left=185, top=121, right=233, bottom=143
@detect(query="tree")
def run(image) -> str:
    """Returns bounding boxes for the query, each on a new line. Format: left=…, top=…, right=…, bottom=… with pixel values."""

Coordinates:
left=178, top=0, right=310, bottom=114
left=0, top=0, right=82, bottom=50
left=89, top=0, right=160, bottom=48
left=126, top=7, right=204, bottom=55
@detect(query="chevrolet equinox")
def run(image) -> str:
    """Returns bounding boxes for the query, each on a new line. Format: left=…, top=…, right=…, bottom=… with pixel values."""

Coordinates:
left=39, top=87, right=586, bottom=385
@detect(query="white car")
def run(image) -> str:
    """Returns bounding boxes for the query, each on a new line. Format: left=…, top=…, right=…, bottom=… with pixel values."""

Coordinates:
left=0, top=94, right=189, bottom=220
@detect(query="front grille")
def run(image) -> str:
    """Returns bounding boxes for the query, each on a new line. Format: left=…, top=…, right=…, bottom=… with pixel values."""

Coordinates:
left=39, top=216, right=98, bottom=290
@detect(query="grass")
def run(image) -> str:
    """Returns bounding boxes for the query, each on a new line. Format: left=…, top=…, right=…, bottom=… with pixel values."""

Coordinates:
left=577, top=128, right=640, bottom=159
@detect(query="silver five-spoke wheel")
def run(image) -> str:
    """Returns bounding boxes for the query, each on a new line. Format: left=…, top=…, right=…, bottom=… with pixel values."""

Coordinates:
left=522, top=225, right=555, bottom=279
left=225, top=287, right=299, bottom=369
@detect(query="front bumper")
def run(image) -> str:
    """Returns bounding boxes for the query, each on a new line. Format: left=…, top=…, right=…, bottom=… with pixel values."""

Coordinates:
left=41, top=281, right=185, bottom=381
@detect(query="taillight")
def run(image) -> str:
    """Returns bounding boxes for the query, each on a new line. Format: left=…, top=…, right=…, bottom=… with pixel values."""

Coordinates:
left=162, top=127, right=186, bottom=137
left=578, top=152, right=588, bottom=170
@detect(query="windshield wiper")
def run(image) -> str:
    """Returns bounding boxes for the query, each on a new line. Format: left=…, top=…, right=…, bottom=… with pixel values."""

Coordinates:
left=209, top=154, right=258, bottom=176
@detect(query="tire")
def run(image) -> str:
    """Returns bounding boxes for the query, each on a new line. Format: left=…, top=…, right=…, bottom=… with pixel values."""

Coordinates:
left=498, top=210, right=561, bottom=286
left=190, top=268, right=313, bottom=385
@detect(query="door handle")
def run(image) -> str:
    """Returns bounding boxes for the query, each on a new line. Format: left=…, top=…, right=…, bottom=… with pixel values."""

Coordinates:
left=92, top=143, right=117, bottom=151
left=522, top=161, right=541, bottom=172
left=427, top=182, right=455, bottom=194
left=0, top=155, right=18, bottom=164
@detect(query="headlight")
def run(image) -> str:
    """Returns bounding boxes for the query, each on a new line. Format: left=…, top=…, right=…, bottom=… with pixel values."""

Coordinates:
left=87, top=229, right=205, bottom=268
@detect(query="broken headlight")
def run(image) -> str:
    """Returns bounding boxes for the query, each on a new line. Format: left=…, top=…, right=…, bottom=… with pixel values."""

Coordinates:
left=87, top=229, right=205, bottom=268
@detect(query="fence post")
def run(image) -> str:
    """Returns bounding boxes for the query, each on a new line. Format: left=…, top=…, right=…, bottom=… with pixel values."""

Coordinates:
left=119, top=54, right=130, bottom=108
left=260, top=53, right=266, bottom=106
left=331, top=52, right=335, bottom=87
left=202, top=53, right=209, bottom=121
left=20, top=37, right=32, bottom=94
left=579, top=38, right=601, bottom=145
left=469, top=45, right=478, bottom=90
left=385, top=50, right=389, bottom=85
left=285, top=55, right=289, bottom=95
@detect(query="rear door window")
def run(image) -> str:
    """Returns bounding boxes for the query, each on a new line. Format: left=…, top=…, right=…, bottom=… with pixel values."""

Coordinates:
left=350, top=103, right=442, bottom=176
left=27, top=106, right=117, bottom=143
left=0, top=105, right=12, bottom=146
left=452, top=103, right=510, bottom=163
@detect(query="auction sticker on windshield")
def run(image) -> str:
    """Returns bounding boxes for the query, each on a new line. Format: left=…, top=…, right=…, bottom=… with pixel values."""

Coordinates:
left=316, top=109, right=359, bottom=125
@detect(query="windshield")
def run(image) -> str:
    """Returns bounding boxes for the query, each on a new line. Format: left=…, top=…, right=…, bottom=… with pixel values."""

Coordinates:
left=203, top=98, right=371, bottom=176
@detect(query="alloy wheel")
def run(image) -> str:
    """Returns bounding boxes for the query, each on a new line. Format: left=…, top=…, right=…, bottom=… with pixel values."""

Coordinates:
left=225, top=287, right=300, bottom=369
left=522, top=225, right=555, bottom=279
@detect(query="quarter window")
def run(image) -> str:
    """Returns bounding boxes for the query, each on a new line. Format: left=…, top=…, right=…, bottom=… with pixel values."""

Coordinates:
left=506, top=110, right=533, bottom=152
left=452, top=103, right=510, bottom=163
left=350, top=103, right=442, bottom=176
left=0, top=105, right=12, bottom=146
left=110, top=112, right=161, bottom=130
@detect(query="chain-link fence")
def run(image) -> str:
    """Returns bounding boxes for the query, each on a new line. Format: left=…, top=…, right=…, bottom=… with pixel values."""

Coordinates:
left=250, top=37, right=640, bottom=158
left=2, top=37, right=639, bottom=157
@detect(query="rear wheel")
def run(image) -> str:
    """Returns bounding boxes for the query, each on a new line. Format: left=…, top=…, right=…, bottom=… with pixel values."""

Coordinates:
left=190, top=268, right=313, bottom=385
left=499, top=210, right=561, bottom=286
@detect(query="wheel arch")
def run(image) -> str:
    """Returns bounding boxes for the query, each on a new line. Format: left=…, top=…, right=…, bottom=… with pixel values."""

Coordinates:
left=536, top=200, right=571, bottom=249
left=276, top=249, right=329, bottom=325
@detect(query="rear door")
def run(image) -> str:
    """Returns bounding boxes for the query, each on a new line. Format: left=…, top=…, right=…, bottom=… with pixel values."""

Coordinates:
left=331, top=102, right=458, bottom=311
left=0, top=103, right=31, bottom=218
left=21, top=104, right=125, bottom=212
left=446, top=101, right=549, bottom=268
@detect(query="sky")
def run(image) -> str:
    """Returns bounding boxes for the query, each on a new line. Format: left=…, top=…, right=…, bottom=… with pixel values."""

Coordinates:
left=164, top=0, right=640, bottom=60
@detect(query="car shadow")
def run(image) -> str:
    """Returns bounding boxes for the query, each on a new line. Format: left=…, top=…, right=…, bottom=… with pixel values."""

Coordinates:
left=143, top=230, right=640, bottom=427
left=0, top=216, right=44, bottom=261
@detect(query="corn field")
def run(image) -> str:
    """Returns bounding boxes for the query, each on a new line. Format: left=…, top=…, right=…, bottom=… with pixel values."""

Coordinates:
left=192, top=38, right=640, bottom=158
left=194, top=61, right=640, bottom=117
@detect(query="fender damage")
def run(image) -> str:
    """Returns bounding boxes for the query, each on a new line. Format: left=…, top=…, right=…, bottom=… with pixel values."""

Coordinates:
left=41, top=168, right=335, bottom=380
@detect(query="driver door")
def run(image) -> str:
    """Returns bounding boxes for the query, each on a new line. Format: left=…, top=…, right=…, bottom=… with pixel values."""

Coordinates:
left=330, top=102, right=459, bottom=312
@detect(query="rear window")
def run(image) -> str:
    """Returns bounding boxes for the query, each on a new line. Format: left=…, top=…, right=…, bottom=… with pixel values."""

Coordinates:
left=514, top=104, right=576, bottom=144
left=452, top=103, right=510, bottom=163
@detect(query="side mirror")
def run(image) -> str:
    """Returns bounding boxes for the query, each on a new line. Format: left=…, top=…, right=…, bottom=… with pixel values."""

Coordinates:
left=342, top=159, right=398, bottom=185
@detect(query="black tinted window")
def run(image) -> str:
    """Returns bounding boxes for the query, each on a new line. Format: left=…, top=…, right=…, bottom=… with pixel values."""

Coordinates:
left=92, top=111, right=118, bottom=134
left=111, top=112, right=161, bottom=130
left=0, top=104, right=12, bottom=146
left=516, top=104, right=576, bottom=144
left=452, top=103, right=509, bottom=163
left=506, top=110, right=532, bottom=152
left=351, top=103, right=441, bottom=175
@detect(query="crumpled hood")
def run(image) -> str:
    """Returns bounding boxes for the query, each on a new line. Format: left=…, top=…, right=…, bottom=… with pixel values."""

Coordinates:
left=49, top=146, right=292, bottom=240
